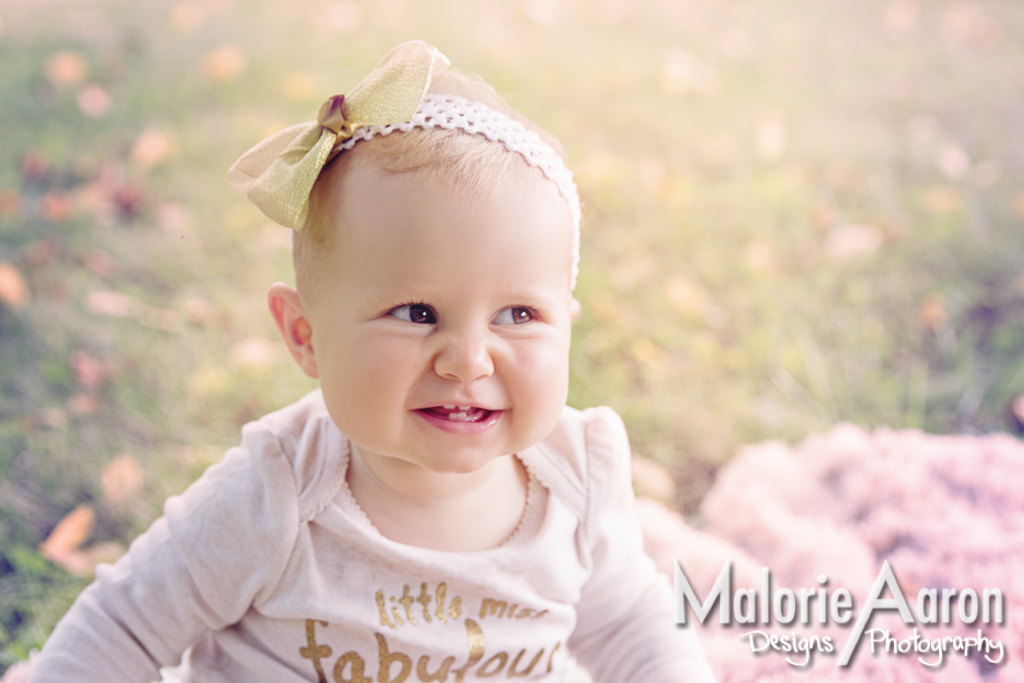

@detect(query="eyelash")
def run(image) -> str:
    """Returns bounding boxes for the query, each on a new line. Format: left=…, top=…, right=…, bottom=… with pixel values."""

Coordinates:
left=389, top=302, right=436, bottom=324
left=493, top=307, right=535, bottom=325
left=387, top=303, right=536, bottom=325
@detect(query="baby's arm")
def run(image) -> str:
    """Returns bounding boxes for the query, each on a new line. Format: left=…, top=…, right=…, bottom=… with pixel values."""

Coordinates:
left=568, top=408, right=716, bottom=683
left=30, top=432, right=299, bottom=682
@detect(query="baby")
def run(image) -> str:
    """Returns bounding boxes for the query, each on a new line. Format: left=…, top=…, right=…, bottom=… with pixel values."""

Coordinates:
left=29, top=41, right=715, bottom=683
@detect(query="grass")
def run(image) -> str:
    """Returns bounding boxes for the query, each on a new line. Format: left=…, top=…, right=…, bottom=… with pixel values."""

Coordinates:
left=2, top=0, right=1024, bottom=668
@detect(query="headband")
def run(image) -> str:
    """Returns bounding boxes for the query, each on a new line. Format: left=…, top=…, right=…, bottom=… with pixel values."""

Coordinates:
left=227, top=40, right=582, bottom=289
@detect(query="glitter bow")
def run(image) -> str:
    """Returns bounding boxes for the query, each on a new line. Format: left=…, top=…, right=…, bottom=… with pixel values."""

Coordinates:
left=226, top=40, right=450, bottom=229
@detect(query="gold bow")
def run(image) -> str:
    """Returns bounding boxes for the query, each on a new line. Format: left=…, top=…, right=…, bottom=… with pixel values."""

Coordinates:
left=226, top=40, right=450, bottom=229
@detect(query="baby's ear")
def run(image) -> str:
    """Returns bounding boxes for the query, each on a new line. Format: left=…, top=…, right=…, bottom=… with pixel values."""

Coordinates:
left=267, top=282, right=319, bottom=379
left=569, top=297, right=581, bottom=322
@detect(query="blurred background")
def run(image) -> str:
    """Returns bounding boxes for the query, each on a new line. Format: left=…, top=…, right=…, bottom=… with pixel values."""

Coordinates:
left=1, top=0, right=1023, bottom=669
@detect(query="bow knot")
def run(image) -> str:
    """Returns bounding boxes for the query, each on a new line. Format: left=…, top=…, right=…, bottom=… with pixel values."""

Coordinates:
left=317, top=95, right=359, bottom=139
left=227, top=40, right=450, bottom=230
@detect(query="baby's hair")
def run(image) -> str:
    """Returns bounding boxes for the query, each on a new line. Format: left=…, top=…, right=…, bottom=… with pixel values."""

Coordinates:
left=294, top=69, right=568, bottom=306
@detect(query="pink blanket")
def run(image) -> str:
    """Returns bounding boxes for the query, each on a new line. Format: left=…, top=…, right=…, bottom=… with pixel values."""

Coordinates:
left=641, top=423, right=1024, bottom=681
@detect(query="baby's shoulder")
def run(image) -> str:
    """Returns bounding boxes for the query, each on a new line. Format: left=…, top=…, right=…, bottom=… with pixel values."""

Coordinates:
left=525, top=405, right=632, bottom=519
left=238, top=389, right=347, bottom=521
left=245, top=388, right=331, bottom=451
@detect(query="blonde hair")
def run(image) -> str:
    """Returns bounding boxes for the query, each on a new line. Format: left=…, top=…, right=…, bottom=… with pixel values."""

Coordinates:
left=294, top=69, right=567, bottom=305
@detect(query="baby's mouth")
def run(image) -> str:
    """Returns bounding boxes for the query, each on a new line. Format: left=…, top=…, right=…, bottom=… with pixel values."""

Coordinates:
left=420, top=405, right=493, bottom=422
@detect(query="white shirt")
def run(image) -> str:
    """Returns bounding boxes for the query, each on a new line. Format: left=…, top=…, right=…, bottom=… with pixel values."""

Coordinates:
left=31, top=391, right=714, bottom=683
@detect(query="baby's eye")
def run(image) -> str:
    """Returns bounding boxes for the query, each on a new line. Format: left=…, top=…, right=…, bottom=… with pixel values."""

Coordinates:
left=492, top=307, right=534, bottom=325
left=391, top=304, right=436, bottom=324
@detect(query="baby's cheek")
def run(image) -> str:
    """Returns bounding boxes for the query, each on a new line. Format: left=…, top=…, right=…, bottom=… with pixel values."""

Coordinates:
left=321, top=334, right=412, bottom=407
left=514, top=337, right=570, bottom=410
left=352, top=337, right=418, bottom=392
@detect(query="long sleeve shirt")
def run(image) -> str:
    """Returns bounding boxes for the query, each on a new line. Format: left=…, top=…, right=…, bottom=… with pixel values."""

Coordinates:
left=31, top=390, right=715, bottom=683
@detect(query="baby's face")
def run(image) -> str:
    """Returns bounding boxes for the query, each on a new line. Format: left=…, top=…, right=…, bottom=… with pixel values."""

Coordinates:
left=305, top=155, right=575, bottom=474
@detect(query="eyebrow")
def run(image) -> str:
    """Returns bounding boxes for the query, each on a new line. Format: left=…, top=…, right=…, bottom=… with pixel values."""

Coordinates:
left=361, top=285, right=561, bottom=308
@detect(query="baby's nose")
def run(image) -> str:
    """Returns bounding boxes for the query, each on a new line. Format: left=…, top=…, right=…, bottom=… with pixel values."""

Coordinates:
left=433, top=329, right=494, bottom=383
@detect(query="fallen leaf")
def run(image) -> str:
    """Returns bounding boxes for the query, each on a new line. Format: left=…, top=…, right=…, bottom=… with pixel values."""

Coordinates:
left=0, top=189, right=20, bottom=216
left=718, top=27, right=752, bottom=58
left=47, top=542, right=124, bottom=578
left=183, top=296, right=216, bottom=324
left=921, top=186, right=961, bottom=216
left=905, top=114, right=940, bottom=146
left=135, top=305, right=183, bottom=333
left=82, top=541, right=124, bottom=570
left=632, top=456, right=677, bottom=503
left=83, top=249, right=115, bottom=277
left=884, top=0, right=918, bottom=40
left=87, top=290, right=136, bottom=316
left=576, top=150, right=618, bottom=187
left=972, top=159, right=1001, bottom=187
left=699, top=137, right=736, bottom=173
left=230, top=337, right=277, bottom=368
left=475, top=16, right=513, bottom=50
left=158, top=202, right=188, bottom=232
left=282, top=71, right=318, bottom=102
left=1012, top=191, right=1024, bottom=219
left=744, top=239, right=776, bottom=273
left=130, top=128, right=173, bottom=170
left=113, top=183, right=145, bottom=218
left=171, top=0, right=206, bottom=31
left=0, top=263, right=29, bottom=310
left=588, top=292, right=624, bottom=325
left=41, top=193, right=72, bottom=222
left=1011, top=395, right=1024, bottom=425
left=935, top=143, right=970, bottom=180
left=71, top=351, right=107, bottom=390
left=665, top=276, right=710, bottom=321
left=77, top=84, right=111, bottom=118
left=756, top=115, right=786, bottom=162
left=596, top=0, right=633, bottom=25
left=880, top=73, right=911, bottom=102
left=521, top=0, right=565, bottom=27
left=631, top=337, right=666, bottom=368
left=260, top=119, right=290, bottom=138
left=37, top=407, right=68, bottom=430
left=81, top=540, right=124, bottom=569
left=327, top=1, right=362, bottom=33
left=85, top=290, right=181, bottom=332
left=188, top=364, right=233, bottom=400
left=661, top=49, right=720, bottom=95
left=73, top=181, right=113, bottom=222
left=39, top=505, right=94, bottom=561
left=918, top=292, right=947, bottom=331
left=67, top=392, right=99, bottom=415
left=202, top=45, right=247, bottom=82
left=45, top=51, right=87, bottom=86
left=21, top=149, right=48, bottom=183
left=809, top=204, right=834, bottom=232
left=823, top=224, right=884, bottom=260
left=942, top=1, right=1002, bottom=49
left=101, top=454, right=144, bottom=505
left=19, top=239, right=58, bottom=269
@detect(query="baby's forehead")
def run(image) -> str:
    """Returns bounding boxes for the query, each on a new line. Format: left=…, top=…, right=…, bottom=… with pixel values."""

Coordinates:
left=314, top=155, right=575, bottom=296
left=327, top=144, right=571, bottom=235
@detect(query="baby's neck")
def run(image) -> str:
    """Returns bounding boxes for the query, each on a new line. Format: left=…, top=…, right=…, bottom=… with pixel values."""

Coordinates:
left=346, top=444, right=529, bottom=552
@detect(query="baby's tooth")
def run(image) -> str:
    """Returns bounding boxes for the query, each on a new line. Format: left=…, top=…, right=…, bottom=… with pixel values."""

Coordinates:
left=442, top=404, right=455, bottom=409
left=458, top=405, right=471, bottom=411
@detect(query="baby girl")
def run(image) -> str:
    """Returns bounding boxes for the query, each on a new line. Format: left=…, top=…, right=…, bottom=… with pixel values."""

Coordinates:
left=29, top=41, right=715, bottom=683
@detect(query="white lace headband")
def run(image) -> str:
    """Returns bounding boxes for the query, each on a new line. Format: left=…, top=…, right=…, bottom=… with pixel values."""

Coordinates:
left=227, top=40, right=582, bottom=290
left=335, top=94, right=582, bottom=289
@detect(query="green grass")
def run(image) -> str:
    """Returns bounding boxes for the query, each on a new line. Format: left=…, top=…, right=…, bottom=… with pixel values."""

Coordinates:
left=2, top=0, right=1024, bottom=667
